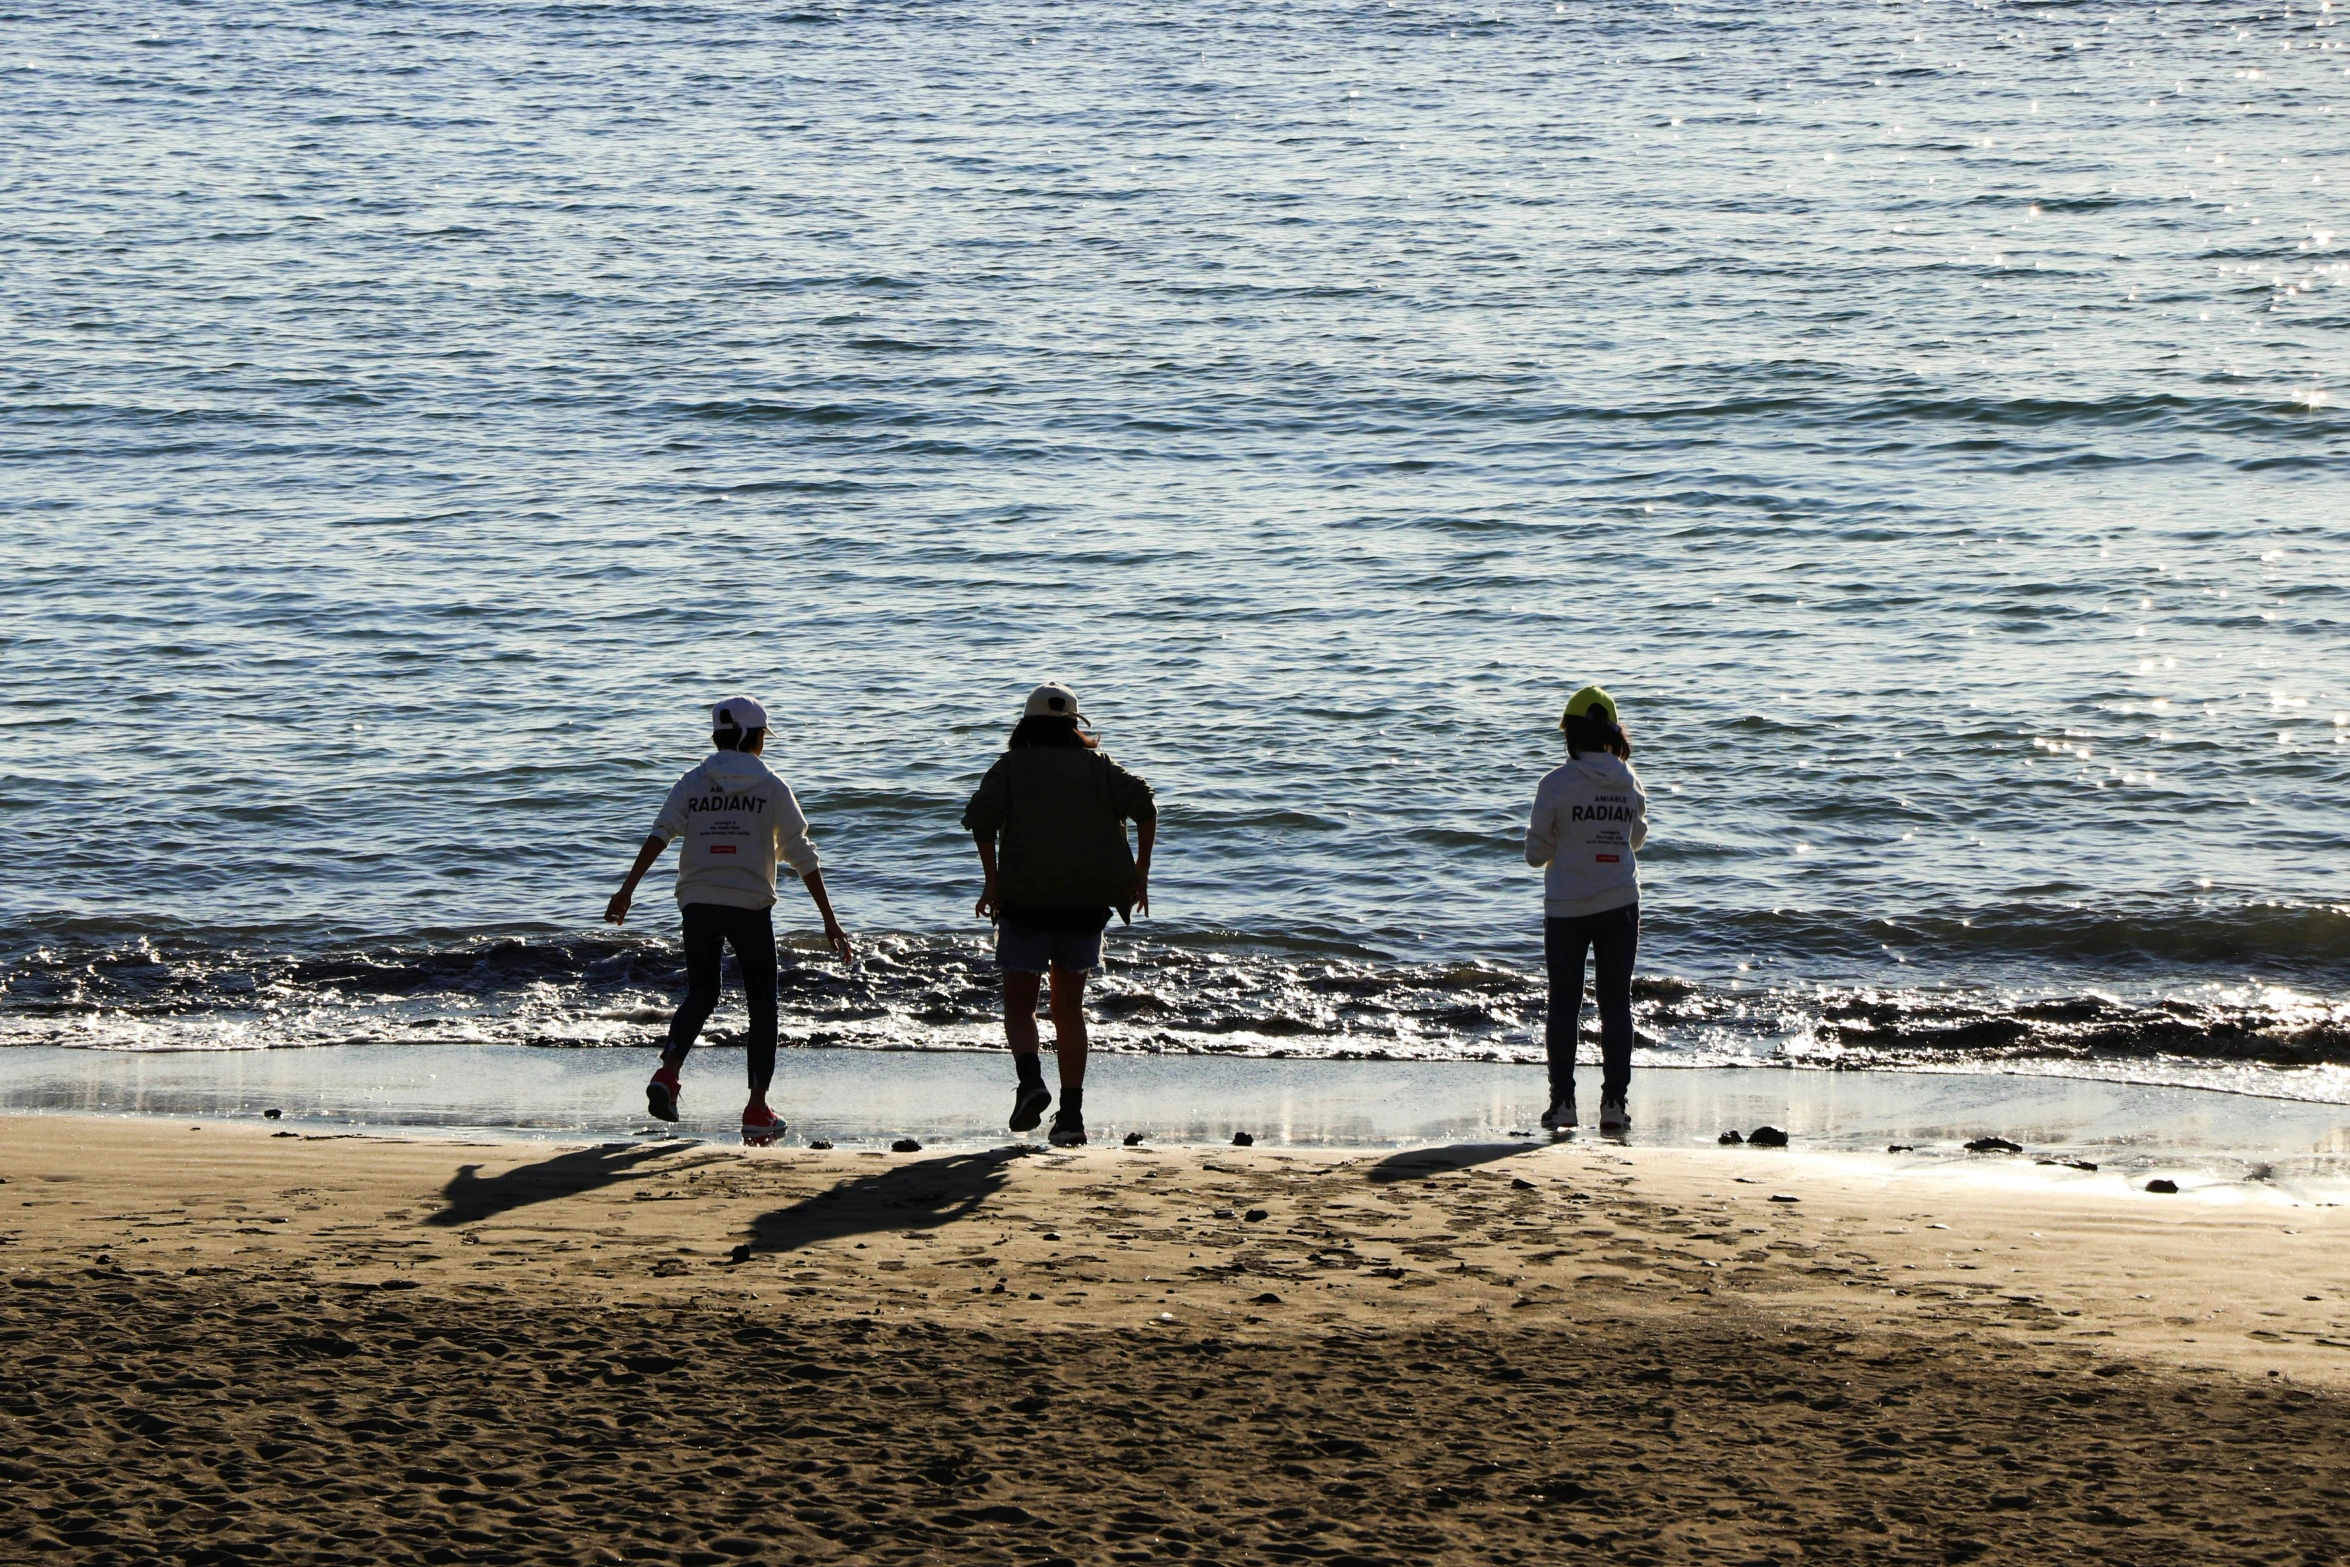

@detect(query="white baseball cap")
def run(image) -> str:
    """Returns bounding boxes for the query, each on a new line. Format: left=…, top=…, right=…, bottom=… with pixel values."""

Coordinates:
left=712, top=695, right=769, bottom=732
left=1022, top=682, right=1085, bottom=720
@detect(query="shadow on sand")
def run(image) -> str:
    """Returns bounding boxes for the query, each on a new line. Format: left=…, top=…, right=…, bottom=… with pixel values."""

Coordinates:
left=425, top=1142, right=696, bottom=1228
left=745, top=1146, right=1028, bottom=1254
left=1363, top=1142, right=1540, bottom=1185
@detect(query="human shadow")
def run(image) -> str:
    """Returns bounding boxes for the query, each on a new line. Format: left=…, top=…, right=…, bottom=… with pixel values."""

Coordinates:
left=424, top=1142, right=690, bottom=1228
left=1363, top=1143, right=1541, bottom=1186
left=745, top=1147, right=1026, bottom=1255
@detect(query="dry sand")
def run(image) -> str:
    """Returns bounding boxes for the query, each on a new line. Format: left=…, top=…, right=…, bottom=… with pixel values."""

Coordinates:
left=3, top=1115, right=2347, bottom=1566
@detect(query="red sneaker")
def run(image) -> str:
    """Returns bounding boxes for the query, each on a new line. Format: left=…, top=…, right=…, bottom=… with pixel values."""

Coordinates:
left=741, top=1103, right=785, bottom=1146
left=646, top=1064, right=681, bottom=1122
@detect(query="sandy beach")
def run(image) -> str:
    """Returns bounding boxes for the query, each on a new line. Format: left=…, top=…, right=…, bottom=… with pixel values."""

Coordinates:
left=2, top=1117, right=2346, bottom=1565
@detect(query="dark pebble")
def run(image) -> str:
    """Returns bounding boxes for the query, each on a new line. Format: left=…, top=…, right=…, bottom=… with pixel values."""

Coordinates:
left=1718, top=1130, right=1744, bottom=1145
left=2145, top=1178, right=2179, bottom=1194
left=1747, top=1126, right=1789, bottom=1147
left=1232, top=1131, right=1255, bottom=1147
left=727, top=1244, right=753, bottom=1264
left=807, top=1139, right=833, bottom=1150
left=1252, top=1292, right=1282, bottom=1305
left=1887, top=1144, right=1914, bottom=1153
left=1965, top=1136, right=2024, bottom=1154
left=892, top=1138, right=923, bottom=1153
left=2037, top=1158, right=2100, bottom=1172
left=262, top=1108, right=281, bottom=1120
left=1525, top=1475, right=1598, bottom=1503
left=1245, top=1208, right=1269, bottom=1222
left=1511, top=1177, right=1536, bottom=1190
left=1768, top=1194, right=1800, bottom=1204
left=1123, top=1132, right=1145, bottom=1146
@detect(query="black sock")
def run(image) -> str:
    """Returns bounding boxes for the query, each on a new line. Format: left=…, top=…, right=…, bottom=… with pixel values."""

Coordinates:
left=1061, top=1084, right=1084, bottom=1117
left=1015, top=1053, right=1045, bottom=1089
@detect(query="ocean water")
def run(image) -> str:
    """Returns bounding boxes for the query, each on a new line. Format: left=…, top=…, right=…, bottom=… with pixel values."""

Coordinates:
left=3, top=0, right=2346, bottom=1092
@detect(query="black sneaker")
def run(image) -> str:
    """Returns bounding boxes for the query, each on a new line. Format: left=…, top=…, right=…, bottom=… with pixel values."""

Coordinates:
left=1009, top=1082, right=1052, bottom=1134
left=1539, top=1096, right=1578, bottom=1132
left=1047, top=1109, right=1087, bottom=1148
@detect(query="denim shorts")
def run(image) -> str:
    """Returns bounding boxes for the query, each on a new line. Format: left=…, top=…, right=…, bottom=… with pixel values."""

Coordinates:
left=995, top=921, right=1104, bottom=974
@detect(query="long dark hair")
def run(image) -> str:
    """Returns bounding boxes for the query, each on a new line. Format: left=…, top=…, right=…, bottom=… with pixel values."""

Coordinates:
left=1009, top=714, right=1099, bottom=750
left=1564, top=714, right=1631, bottom=760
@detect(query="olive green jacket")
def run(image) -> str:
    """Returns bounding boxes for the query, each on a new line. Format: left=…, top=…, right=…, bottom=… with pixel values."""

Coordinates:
left=961, top=747, right=1157, bottom=920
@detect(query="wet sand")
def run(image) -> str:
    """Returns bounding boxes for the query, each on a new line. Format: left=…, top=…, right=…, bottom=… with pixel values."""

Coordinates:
left=10, top=1045, right=2350, bottom=1184
left=4, top=1117, right=2348, bottom=1565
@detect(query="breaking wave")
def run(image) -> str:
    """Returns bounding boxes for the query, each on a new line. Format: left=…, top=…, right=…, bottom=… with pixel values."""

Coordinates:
left=5, top=918, right=2343, bottom=1081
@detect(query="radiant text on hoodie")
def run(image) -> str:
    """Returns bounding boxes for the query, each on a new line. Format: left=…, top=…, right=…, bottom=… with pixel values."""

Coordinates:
left=649, top=751, right=821, bottom=910
left=1524, top=751, right=1650, bottom=918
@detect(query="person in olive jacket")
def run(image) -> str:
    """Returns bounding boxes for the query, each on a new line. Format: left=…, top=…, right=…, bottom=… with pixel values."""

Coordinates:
left=962, top=682, right=1157, bottom=1147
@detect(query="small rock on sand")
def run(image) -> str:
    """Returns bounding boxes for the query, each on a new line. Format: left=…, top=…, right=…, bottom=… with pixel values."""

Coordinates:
left=1768, top=1194, right=1800, bottom=1204
left=1123, top=1132, right=1145, bottom=1146
left=2145, top=1178, right=2179, bottom=1194
left=1252, top=1292, right=1282, bottom=1305
left=1231, top=1132, right=1255, bottom=1147
left=262, top=1108, right=282, bottom=1120
left=1966, top=1137, right=2024, bottom=1154
left=1511, top=1177, right=1536, bottom=1190
left=1747, top=1126, right=1789, bottom=1147
left=1245, top=1208, right=1269, bottom=1222
left=1887, top=1144, right=1914, bottom=1153
left=892, top=1139, right=923, bottom=1153
left=807, top=1139, right=833, bottom=1150
left=1718, top=1130, right=1744, bottom=1145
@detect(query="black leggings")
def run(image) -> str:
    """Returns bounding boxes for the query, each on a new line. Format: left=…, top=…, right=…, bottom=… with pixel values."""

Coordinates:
left=664, top=902, right=778, bottom=1096
left=1544, top=902, right=1639, bottom=1103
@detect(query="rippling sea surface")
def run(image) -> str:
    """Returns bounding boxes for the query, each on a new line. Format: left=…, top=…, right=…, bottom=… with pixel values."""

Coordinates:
left=4, top=0, right=2347, bottom=1097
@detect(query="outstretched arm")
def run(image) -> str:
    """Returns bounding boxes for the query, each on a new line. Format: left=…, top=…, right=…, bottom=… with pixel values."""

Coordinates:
left=801, top=869, right=854, bottom=967
left=1132, top=819, right=1155, bottom=917
left=605, top=835, right=669, bottom=926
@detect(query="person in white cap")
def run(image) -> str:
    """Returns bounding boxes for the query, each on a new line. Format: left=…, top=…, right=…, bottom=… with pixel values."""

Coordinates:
left=604, top=696, right=853, bottom=1143
left=961, top=682, right=1156, bottom=1147
left=1524, top=685, right=1649, bottom=1137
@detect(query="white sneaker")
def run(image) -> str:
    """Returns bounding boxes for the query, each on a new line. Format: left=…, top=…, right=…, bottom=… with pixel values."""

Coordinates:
left=1599, top=1096, right=1629, bottom=1134
left=1539, top=1097, right=1578, bottom=1132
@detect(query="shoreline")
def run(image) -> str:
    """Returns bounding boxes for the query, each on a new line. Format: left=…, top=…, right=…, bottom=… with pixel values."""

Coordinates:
left=3, top=1117, right=2347, bottom=1564
left=15, top=1036, right=2350, bottom=1108
left=5, top=1043, right=2347, bottom=1182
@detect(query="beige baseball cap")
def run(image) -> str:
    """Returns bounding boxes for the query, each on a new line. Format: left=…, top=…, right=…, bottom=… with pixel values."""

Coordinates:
left=1022, top=682, right=1085, bottom=720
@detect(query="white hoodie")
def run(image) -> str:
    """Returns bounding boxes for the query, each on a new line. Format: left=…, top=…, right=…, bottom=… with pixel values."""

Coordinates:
left=649, top=751, right=820, bottom=910
left=1524, top=751, right=1649, bottom=917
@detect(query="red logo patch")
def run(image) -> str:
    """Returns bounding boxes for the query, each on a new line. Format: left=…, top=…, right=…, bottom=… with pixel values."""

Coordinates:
left=709, top=845, right=737, bottom=854
left=1595, top=854, right=1620, bottom=863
